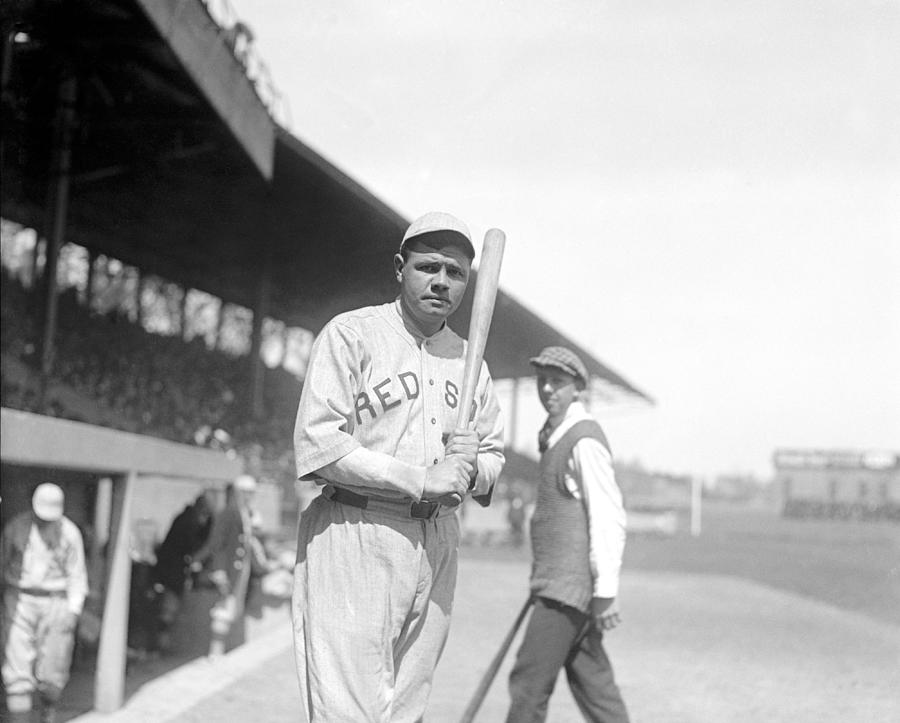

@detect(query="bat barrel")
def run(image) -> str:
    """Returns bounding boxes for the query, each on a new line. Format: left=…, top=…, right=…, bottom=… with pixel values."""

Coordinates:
left=457, top=228, right=506, bottom=428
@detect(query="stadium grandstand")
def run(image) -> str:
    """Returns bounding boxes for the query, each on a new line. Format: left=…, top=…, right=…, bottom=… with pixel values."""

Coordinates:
left=1, top=1, right=652, bottom=717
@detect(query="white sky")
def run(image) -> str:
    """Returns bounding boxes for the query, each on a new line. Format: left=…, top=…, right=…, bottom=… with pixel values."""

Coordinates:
left=234, top=0, right=900, bottom=480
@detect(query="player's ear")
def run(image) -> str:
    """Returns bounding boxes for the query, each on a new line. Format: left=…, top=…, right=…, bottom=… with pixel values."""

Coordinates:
left=393, top=253, right=404, bottom=282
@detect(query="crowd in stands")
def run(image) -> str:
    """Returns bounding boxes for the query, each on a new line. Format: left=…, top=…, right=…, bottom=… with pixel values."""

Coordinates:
left=1, top=269, right=298, bottom=484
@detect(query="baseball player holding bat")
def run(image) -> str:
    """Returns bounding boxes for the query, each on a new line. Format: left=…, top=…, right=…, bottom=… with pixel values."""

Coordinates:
left=291, top=211, right=505, bottom=722
left=506, top=346, right=629, bottom=723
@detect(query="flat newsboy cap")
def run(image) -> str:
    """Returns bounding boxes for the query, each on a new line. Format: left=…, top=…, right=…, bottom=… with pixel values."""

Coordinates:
left=401, top=211, right=475, bottom=260
left=530, top=346, right=590, bottom=387
left=32, top=483, right=64, bottom=522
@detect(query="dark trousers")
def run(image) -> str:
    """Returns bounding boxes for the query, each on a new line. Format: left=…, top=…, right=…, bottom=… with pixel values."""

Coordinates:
left=506, top=597, right=629, bottom=723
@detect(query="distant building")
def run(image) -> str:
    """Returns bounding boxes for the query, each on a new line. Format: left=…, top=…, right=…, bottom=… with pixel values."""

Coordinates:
left=773, top=449, right=900, bottom=520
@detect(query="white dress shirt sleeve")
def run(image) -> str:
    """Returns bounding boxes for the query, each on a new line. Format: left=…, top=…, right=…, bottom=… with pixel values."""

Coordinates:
left=570, top=437, right=627, bottom=599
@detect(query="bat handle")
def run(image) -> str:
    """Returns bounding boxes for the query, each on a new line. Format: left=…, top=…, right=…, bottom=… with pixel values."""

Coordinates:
left=456, top=390, right=477, bottom=432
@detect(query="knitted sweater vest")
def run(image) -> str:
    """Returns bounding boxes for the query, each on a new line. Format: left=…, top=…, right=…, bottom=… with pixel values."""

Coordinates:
left=530, top=419, right=611, bottom=613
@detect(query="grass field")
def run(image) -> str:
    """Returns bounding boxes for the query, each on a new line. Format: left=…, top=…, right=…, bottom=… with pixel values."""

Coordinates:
left=464, top=500, right=900, bottom=627
left=622, top=501, right=900, bottom=626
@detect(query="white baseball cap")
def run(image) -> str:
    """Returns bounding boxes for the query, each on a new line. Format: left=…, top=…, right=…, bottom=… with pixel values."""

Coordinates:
left=234, top=474, right=258, bottom=492
left=401, top=211, right=475, bottom=260
left=32, top=483, right=64, bottom=522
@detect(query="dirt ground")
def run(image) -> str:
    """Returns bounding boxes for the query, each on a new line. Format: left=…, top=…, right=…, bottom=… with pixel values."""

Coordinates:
left=69, top=505, right=900, bottom=723
left=149, top=554, right=900, bottom=723
left=429, top=558, right=900, bottom=723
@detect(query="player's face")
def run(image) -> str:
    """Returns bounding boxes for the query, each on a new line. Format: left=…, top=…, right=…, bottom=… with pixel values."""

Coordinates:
left=395, top=242, right=471, bottom=335
left=536, top=367, right=580, bottom=417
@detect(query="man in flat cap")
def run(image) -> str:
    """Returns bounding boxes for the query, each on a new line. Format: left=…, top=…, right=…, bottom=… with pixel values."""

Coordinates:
left=292, top=211, right=505, bottom=721
left=506, top=347, right=629, bottom=723
left=2, top=484, right=88, bottom=723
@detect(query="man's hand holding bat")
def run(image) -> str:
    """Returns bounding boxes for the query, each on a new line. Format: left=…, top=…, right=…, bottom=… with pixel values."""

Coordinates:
left=431, top=427, right=480, bottom=506
left=424, top=435, right=476, bottom=501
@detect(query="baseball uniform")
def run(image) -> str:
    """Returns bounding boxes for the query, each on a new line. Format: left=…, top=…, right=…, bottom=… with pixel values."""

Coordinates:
left=2, top=510, right=87, bottom=719
left=292, top=299, right=504, bottom=722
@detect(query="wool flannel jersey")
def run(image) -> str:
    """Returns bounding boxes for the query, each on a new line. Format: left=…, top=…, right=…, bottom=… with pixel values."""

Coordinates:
left=1, top=512, right=88, bottom=616
left=293, top=301, right=505, bottom=502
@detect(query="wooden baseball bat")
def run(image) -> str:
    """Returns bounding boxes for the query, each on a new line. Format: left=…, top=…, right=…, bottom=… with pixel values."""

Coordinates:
left=457, top=228, right=506, bottom=429
left=458, top=596, right=533, bottom=723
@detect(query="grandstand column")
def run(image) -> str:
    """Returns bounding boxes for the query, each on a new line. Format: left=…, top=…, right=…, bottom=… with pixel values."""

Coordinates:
left=248, top=246, right=273, bottom=419
left=181, top=286, right=191, bottom=339
left=134, top=269, right=143, bottom=327
left=30, top=235, right=43, bottom=288
left=0, top=23, right=14, bottom=172
left=214, top=299, right=226, bottom=349
left=94, top=471, right=136, bottom=713
left=276, top=325, right=289, bottom=367
left=38, top=70, right=78, bottom=388
left=84, top=248, right=97, bottom=309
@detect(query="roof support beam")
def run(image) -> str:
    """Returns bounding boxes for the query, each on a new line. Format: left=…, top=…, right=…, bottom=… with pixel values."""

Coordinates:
left=38, top=72, right=77, bottom=390
left=248, top=236, right=273, bottom=419
left=134, top=0, right=275, bottom=180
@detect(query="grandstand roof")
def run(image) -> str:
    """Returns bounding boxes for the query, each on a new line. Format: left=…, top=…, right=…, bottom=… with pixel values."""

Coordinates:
left=1, top=0, right=651, bottom=404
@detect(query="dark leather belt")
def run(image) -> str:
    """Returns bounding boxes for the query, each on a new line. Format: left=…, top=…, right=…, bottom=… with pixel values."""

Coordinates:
left=327, top=486, right=441, bottom=520
left=14, top=587, right=67, bottom=598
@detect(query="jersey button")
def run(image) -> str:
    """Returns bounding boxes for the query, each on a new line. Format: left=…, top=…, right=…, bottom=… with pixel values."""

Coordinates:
left=431, top=418, right=436, bottom=424
left=433, top=458, right=439, bottom=465
left=429, top=379, right=434, bottom=385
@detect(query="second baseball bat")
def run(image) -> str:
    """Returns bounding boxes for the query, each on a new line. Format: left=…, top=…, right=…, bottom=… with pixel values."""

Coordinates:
left=456, top=228, right=506, bottom=429
left=458, top=596, right=533, bottom=723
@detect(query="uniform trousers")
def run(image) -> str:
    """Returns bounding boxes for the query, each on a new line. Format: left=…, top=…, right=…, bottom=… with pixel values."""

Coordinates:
left=507, top=596, right=629, bottom=723
left=291, top=494, right=459, bottom=723
left=2, top=590, right=75, bottom=711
